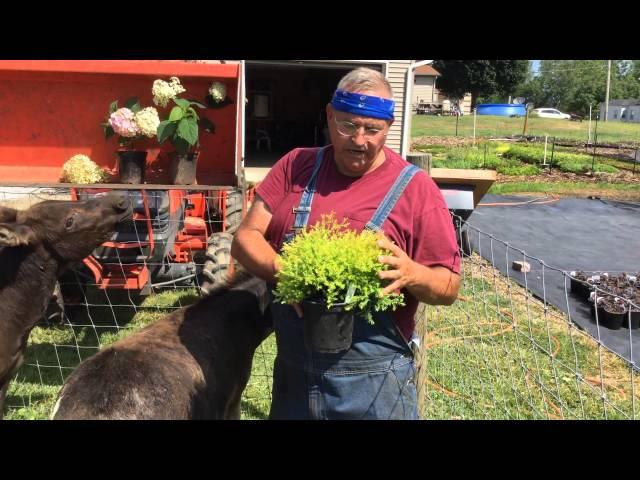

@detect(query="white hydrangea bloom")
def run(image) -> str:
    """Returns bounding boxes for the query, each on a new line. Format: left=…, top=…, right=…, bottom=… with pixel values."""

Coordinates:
left=60, top=154, right=107, bottom=184
left=134, top=107, right=161, bottom=138
left=152, top=77, right=186, bottom=107
left=209, top=81, right=226, bottom=103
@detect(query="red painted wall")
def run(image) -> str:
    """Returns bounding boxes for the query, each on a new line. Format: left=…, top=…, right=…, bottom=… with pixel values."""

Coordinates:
left=0, top=61, right=240, bottom=186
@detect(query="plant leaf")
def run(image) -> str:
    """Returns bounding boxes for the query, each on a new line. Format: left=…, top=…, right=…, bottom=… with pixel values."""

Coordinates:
left=187, top=107, right=199, bottom=120
left=169, top=106, right=184, bottom=122
left=173, top=137, right=191, bottom=155
left=104, top=124, right=115, bottom=140
left=177, top=118, right=198, bottom=145
left=109, top=100, right=118, bottom=114
left=125, top=97, right=141, bottom=112
left=157, top=120, right=177, bottom=144
left=189, top=99, right=207, bottom=109
left=173, top=98, right=190, bottom=109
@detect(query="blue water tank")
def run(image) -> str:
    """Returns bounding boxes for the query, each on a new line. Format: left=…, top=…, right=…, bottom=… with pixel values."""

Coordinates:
left=476, top=104, right=527, bottom=117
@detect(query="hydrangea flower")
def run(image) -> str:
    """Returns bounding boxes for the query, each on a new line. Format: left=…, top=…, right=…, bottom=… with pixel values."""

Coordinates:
left=60, top=154, right=107, bottom=184
left=134, top=107, right=160, bottom=138
left=108, top=108, right=139, bottom=138
left=152, top=76, right=186, bottom=107
left=208, top=81, right=227, bottom=103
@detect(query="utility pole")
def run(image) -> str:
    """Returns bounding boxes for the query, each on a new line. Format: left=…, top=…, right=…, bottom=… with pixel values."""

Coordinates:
left=604, top=60, right=612, bottom=123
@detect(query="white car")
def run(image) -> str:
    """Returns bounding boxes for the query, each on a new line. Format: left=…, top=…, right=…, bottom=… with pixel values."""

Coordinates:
left=532, top=108, right=571, bottom=119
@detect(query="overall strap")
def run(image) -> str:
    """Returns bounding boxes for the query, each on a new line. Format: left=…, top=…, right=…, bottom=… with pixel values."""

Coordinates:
left=365, top=163, right=422, bottom=353
left=291, top=146, right=327, bottom=233
left=365, top=164, right=421, bottom=231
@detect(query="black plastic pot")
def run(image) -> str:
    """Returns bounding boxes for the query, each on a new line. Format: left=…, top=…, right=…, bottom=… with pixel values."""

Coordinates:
left=622, top=309, right=640, bottom=330
left=601, top=307, right=625, bottom=330
left=570, top=278, right=591, bottom=300
left=117, top=150, right=147, bottom=184
left=169, top=151, right=199, bottom=185
left=302, top=299, right=354, bottom=354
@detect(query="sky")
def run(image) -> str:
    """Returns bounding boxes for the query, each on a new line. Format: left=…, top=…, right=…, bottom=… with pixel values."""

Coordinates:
left=532, top=60, right=540, bottom=74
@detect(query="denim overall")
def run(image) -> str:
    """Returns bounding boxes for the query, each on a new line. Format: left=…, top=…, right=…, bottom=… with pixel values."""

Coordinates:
left=269, top=146, right=421, bottom=420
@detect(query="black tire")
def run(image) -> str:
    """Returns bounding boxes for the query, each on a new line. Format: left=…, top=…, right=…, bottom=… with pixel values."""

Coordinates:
left=224, top=189, right=243, bottom=235
left=200, top=232, right=234, bottom=295
left=206, top=188, right=244, bottom=235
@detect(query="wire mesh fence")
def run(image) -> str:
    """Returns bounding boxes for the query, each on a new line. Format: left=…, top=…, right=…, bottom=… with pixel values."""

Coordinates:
left=416, top=217, right=639, bottom=420
left=3, top=187, right=638, bottom=419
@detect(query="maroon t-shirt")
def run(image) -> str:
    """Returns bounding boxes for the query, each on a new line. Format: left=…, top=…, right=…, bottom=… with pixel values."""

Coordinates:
left=257, top=145, right=461, bottom=341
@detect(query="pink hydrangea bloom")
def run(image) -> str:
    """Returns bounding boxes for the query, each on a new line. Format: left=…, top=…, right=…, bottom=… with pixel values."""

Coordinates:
left=109, top=108, right=140, bottom=138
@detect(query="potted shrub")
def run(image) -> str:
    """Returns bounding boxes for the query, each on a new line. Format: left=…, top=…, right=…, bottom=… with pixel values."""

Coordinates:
left=154, top=77, right=216, bottom=185
left=570, top=271, right=591, bottom=299
left=601, top=296, right=626, bottom=330
left=274, top=213, right=405, bottom=353
left=103, top=98, right=160, bottom=184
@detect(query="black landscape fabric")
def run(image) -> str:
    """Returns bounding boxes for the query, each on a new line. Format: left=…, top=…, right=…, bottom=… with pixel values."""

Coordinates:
left=465, top=194, right=640, bottom=365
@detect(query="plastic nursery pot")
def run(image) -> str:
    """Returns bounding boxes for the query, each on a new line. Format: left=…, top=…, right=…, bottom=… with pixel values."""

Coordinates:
left=169, top=151, right=199, bottom=185
left=301, top=298, right=354, bottom=354
left=622, top=308, right=640, bottom=330
left=117, top=150, right=147, bottom=184
left=601, top=306, right=626, bottom=330
left=570, top=271, right=591, bottom=300
left=590, top=302, right=608, bottom=327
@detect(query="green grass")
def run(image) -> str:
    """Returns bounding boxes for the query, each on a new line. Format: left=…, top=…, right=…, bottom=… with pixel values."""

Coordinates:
left=423, top=257, right=639, bottom=420
left=7, top=259, right=639, bottom=420
left=489, top=181, right=640, bottom=196
left=412, top=114, right=640, bottom=145
left=414, top=142, right=623, bottom=177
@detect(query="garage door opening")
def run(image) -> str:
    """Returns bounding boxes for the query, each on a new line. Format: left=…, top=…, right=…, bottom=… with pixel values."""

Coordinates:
left=244, top=62, right=382, bottom=169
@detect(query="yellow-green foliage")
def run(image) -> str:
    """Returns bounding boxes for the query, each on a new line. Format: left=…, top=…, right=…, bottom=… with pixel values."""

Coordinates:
left=274, top=213, right=405, bottom=322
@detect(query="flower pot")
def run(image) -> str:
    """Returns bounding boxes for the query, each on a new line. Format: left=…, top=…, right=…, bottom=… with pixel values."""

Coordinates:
left=117, top=150, right=147, bottom=184
left=169, top=151, right=199, bottom=185
left=601, top=307, right=625, bottom=330
left=622, top=308, right=640, bottom=330
left=301, top=298, right=354, bottom=354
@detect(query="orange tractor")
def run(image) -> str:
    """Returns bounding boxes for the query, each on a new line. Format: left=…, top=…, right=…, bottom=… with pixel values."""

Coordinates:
left=0, top=60, right=250, bottom=317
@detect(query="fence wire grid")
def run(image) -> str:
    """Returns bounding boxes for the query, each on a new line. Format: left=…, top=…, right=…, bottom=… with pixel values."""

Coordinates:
left=2, top=187, right=639, bottom=420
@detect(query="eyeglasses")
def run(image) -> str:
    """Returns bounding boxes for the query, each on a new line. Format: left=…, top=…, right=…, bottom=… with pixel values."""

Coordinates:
left=333, top=117, right=386, bottom=139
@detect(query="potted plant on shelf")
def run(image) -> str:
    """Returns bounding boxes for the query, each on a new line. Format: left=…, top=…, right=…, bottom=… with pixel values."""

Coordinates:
left=273, top=213, right=405, bottom=353
left=153, top=76, right=215, bottom=185
left=103, top=98, right=160, bottom=184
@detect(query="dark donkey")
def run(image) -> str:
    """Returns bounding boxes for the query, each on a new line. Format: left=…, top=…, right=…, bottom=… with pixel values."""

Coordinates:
left=0, top=192, right=132, bottom=418
left=52, top=265, right=273, bottom=420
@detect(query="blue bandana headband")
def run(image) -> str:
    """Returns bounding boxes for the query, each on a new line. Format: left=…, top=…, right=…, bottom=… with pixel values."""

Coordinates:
left=331, top=89, right=395, bottom=121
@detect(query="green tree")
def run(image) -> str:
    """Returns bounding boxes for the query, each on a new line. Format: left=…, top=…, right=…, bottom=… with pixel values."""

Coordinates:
left=432, top=60, right=529, bottom=109
left=514, top=60, right=640, bottom=116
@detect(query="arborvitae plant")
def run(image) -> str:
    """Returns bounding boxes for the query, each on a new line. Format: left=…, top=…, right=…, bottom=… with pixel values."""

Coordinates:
left=274, top=213, right=405, bottom=323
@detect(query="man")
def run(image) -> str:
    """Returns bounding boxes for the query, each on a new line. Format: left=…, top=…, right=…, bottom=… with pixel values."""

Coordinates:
left=231, top=67, right=461, bottom=419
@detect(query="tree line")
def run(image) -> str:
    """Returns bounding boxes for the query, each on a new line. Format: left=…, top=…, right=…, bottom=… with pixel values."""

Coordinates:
left=432, top=60, right=640, bottom=116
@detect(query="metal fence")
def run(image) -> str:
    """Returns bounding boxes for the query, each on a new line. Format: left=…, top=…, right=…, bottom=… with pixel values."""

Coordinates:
left=3, top=188, right=638, bottom=419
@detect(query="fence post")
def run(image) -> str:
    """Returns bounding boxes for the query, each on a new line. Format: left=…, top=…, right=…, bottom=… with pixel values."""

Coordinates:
left=522, top=106, right=530, bottom=136
left=407, top=152, right=432, bottom=174
left=550, top=137, right=556, bottom=169
left=473, top=108, right=477, bottom=146
left=456, top=113, right=459, bottom=137
left=414, top=303, right=428, bottom=418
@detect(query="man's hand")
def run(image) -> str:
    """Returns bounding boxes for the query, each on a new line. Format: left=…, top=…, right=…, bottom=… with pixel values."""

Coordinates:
left=376, top=234, right=460, bottom=305
left=376, top=235, right=418, bottom=296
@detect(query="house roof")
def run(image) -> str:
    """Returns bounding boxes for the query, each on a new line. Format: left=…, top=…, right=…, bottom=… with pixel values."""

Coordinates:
left=604, top=99, right=640, bottom=107
left=415, top=65, right=440, bottom=76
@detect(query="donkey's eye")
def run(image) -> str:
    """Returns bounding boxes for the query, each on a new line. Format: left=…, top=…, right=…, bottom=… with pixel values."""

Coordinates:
left=65, top=217, right=74, bottom=229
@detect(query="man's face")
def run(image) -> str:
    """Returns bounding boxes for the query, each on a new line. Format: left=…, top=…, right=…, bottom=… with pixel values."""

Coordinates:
left=326, top=86, right=394, bottom=177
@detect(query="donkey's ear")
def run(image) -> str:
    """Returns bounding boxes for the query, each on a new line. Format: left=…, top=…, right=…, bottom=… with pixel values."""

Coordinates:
left=0, top=206, right=18, bottom=223
left=0, top=223, right=38, bottom=247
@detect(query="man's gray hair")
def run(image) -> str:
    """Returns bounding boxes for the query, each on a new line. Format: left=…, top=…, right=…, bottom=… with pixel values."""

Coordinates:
left=336, top=67, right=393, bottom=97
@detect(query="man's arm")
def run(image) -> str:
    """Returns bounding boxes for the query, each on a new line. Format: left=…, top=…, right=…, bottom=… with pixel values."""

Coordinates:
left=230, top=195, right=280, bottom=285
left=376, top=236, right=460, bottom=305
